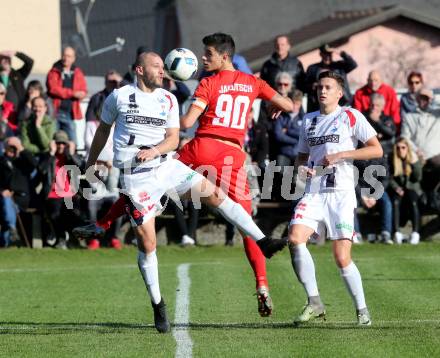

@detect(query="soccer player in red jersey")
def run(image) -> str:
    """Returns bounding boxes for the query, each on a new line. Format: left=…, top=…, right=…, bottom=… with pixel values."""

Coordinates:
left=177, top=33, right=293, bottom=316
left=74, top=33, right=293, bottom=316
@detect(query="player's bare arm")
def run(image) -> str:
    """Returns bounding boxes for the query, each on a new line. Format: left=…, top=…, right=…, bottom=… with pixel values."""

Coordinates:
left=180, top=104, right=204, bottom=129
left=268, top=92, right=294, bottom=119
left=136, top=127, right=180, bottom=162
left=322, top=136, right=383, bottom=166
left=86, top=121, right=112, bottom=169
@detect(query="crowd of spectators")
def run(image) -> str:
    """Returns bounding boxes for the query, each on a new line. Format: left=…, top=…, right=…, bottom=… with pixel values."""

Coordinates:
left=0, top=35, right=439, bottom=249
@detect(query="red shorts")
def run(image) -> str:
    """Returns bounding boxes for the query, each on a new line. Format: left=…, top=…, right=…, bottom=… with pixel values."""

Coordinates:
left=177, top=136, right=251, bottom=214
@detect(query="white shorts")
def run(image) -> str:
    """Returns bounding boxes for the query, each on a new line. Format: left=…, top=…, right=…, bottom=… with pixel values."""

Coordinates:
left=290, top=191, right=357, bottom=240
left=121, top=159, right=204, bottom=226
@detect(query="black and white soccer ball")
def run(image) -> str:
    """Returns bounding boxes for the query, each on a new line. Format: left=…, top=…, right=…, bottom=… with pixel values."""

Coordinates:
left=164, top=48, right=198, bottom=81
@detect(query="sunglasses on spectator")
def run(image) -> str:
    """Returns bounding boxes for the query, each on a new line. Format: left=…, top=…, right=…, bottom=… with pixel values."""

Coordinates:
left=396, top=145, right=407, bottom=150
left=277, top=83, right=290, bottom=87
left=409, top=80, right=421, bottom=85
left=56, top=141, right=67, bottom=145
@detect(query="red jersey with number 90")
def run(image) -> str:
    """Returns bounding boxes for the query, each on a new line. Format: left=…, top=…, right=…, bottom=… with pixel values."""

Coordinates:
left=192, top=70, right=276, bottom=146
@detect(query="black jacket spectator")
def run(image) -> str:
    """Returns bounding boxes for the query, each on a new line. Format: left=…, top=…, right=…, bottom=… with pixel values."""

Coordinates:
left=273, top=112, right=302, bottom=159
left=364, top=112, right=396, bottom=156
left=246, top=120, right=269, bottom=167
left=261, top=53, right=305, bottom=92
left=0, top=52, right=34, bottom=108
left=0, top=148, right=37, bottom=210
left=305, top=48, right=357, bottom=112
left=38, top=149, right=83, bottom=199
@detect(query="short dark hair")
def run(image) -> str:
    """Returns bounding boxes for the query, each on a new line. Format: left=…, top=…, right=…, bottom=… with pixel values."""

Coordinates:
left=202, top=33, right=235, bottom=58
left=318, top=71, right=345, bottom=89
left=407, top=71, right=423, bottom=84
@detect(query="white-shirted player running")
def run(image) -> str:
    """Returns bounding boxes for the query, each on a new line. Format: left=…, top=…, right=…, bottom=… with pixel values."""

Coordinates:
left=85, top=52, right=286, bottom=333
left=289, top=71, right=383, bottom=326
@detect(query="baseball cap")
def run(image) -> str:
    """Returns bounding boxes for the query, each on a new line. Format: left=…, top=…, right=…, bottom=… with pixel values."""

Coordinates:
left=53, top=130, right=69, bottom=144
left=418, top=88, right=433, bottom=99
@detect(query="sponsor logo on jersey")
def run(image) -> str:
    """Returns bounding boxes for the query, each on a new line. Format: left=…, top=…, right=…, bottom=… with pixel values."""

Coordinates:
left=158, top=97, right=167, bottom=116
left=308, top=134, right=340, bottom=146
left=219, top=83, right=253, bottom=94
left=128, top=93, right=139, bottom=109
left=125, top=115, right=166, bottom=126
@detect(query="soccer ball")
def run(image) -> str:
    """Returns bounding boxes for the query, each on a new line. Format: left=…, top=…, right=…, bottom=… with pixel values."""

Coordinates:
left=164, top=48, right=198, bottom=81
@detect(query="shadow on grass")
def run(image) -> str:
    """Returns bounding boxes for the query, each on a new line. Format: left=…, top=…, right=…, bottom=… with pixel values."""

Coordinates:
left=0, top=320, right=437, bottom=334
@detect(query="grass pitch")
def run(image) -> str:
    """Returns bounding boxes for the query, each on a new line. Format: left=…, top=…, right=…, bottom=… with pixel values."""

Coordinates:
left=0, top=243, right=439, bottom=357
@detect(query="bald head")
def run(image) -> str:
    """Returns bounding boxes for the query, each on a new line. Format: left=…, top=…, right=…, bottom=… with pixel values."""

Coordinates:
left=134, top=52, right=164, bottom=91
left=135, top=52, right=161, bottom=68
left=368, top=70, right=382, bottom=91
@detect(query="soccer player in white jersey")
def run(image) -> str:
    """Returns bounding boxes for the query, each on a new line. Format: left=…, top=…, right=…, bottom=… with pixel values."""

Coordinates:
left=85, top=52, right=286, bottom=333
left=288, top=71, right=383, bottom=326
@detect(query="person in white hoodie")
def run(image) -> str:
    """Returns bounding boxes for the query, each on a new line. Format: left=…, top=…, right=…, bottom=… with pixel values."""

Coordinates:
left=401, top=88, right=440, bottom=193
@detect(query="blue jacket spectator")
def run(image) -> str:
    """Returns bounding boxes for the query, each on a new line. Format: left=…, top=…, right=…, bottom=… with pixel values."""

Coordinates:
left=274, top=112, right=302, bottom=159
left=400, top=71, right=423, bottom=118
left=273, top=90, right=304, bottom=166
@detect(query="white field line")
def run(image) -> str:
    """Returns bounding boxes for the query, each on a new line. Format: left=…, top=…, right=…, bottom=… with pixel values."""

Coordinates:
left=172, top=263, right=193, bottom=358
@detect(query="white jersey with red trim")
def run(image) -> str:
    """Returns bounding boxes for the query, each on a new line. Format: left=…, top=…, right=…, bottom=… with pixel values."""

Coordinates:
left=101, top=84, right=179, bottom=169
left=297, top=105, right=377, bottom=193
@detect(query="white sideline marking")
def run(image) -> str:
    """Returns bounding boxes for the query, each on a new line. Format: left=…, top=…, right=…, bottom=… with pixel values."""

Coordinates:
left=173, top=263, right=193, bottom=358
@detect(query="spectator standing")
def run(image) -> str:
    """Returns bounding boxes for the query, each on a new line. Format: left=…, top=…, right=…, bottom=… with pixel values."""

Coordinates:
left=39, top=131, right=83, bottom=249
left=0, top=50, right=34, bottom=108
left=305, top=44, right=357, bottom=112
left=363, top=93, right=396, bottom=158
left=260, top=35, right=305, bottom=91
left=0, top=137, right=37, bottom=247
left=400, top=71, right=424, bottom=118
left=20, top=97, right=56, bottom=156
left=353, top=70, right=400, bottom=128
left=389, top=137, right=423, bottom=245
left=401, top=88, right=440, bottom=193
left=46, top=46, right=87, bottom=144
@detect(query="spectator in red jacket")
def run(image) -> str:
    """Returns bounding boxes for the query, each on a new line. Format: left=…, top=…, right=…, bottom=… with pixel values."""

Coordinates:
left=46, top=46, right=87, bottom=144
left=353, top=70, right=400, bottom=129
left=0, top=83, right=17, bottom=140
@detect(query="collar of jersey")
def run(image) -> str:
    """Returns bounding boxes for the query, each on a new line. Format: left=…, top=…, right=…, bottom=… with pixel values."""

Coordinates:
left=317, top=105, right=342, bottom=120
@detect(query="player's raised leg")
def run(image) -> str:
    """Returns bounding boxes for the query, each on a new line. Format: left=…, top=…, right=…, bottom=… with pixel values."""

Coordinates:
left=289, top=223, right=326, bottom=324
left=72, top=195, right=127, bottom=239
left=333, top=239, right=371, bottom=326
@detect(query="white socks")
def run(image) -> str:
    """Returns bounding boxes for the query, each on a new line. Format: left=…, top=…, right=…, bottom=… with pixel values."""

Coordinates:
left=291, top=243, right=319, bottom=297
left=137, top=250, right=161, bottom=304
left=216, top=197, right=265, bottom=241
left=340, top=261, right=367, bottom=310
